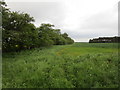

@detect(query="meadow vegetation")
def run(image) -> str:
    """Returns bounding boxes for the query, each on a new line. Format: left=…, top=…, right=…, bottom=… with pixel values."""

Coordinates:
left=2, top=43, right=119, bottom=88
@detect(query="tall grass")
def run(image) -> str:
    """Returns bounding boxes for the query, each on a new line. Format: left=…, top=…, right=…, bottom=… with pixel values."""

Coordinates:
left=2, top=43, right=119, bottom=88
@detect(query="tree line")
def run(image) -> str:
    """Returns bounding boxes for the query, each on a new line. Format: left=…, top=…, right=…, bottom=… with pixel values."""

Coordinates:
left=89, top=36, right=120, bottom=43
left=1, top=1, right=74, bottom=52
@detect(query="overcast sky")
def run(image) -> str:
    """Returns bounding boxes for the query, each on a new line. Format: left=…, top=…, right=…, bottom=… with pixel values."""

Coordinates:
left=5, top=0, right=119, bottom=42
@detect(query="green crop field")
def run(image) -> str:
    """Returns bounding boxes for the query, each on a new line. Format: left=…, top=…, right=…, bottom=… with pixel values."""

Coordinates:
left=2, top=43, right=119, bottom=88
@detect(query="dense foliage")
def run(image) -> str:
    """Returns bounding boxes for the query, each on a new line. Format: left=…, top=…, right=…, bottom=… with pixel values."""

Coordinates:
left=1, top=1, right=74, bottom=52
left=3, top=43, right=119, bottom=88
left=89, top=36, right=120, bottom=43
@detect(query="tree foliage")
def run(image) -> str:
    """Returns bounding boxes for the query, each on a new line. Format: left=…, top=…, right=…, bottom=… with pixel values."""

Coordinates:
left=1, top=1, right=74, bottom=52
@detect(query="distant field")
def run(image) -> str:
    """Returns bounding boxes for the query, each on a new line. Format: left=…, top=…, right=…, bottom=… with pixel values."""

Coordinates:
left=2, top=43, right=119, bottom=88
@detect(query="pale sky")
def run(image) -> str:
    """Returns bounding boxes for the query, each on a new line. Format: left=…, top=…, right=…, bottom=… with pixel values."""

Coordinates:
left=5, top=0, right=119, bottom=42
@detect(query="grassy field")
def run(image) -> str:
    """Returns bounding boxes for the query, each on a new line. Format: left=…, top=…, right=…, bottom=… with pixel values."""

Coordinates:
left=2, top=43, right=119, bottom=88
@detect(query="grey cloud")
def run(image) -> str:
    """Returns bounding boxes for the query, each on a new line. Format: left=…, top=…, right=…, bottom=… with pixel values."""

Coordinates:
left=7, top=2, right=66, bottom=27
left=6, top=1, right=118, bottom=42
left=80, top=9, right=117, bottom=32
left=61, top=6, right=118, bottom=42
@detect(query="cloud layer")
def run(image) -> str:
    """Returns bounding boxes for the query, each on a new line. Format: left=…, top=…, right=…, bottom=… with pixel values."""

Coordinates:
left=5, top=0, right=119, bottom=42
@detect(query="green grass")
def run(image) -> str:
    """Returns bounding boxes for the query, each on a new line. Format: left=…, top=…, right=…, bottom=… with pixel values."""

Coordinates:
left=2, top=43, right=119, bottom=88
